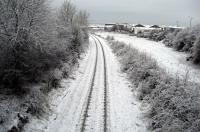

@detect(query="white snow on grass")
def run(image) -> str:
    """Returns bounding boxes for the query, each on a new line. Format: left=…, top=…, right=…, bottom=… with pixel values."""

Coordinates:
left=96, top=31, right=200, bottom=84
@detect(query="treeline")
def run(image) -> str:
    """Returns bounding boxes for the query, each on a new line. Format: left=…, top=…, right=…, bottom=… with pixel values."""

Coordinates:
left=136, top=25, right=200, bottom=64
left=0, top=0, right=88, bottom=92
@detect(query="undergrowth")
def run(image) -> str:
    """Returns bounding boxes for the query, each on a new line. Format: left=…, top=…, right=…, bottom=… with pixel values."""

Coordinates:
left=107, top=36, right=200, bottom=132
left=132, top=25, right=200, bottom=64
left=0, top=0, right=89, bottom=131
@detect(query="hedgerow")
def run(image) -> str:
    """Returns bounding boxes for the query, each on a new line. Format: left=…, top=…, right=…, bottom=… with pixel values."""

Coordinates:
left=108, top=38, right=200, bottom=132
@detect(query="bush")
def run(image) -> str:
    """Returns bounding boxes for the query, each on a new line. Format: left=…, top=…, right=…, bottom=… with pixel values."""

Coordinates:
left=136, top=29, right=174, bottom=42
left=193, top=36, right=200, bottom=64
left=173, top=30, right=191, bottom=51
left=106, top=35, right=115, bottom=41
left=173, top=25, right=200, bottom=52
left=108, top=39, right=200, bottom=132
left=163, top=30, right=179, bottom=47
left=0, top=0, right=89, bottom=92
left=148, top=30, right=160, bottom=41
left=0, top=0, right=57, bottom=91
left=133, top=25, right=200, bottom=65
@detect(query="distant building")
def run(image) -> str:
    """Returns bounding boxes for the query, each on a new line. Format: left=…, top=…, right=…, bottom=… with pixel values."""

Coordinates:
left=134, top=24, right=145, bottom=28
left=132, top=24, right=147, bottom=34
left=132, top=24, right=163, bottom=34
left=104, top=23, right=116, bottom=31
left=150, top=25, right=161, bottom=28
left=105, top=23, right=116, bottom=26
left=122, top=23, right=132, bottom=31
left=163, top=26, right=183, bottom=32
left=89, top=24, right=104, bottom=30
left=115, top=23, right=124, bottom=31
left=115, top=23, right=132, bottom=32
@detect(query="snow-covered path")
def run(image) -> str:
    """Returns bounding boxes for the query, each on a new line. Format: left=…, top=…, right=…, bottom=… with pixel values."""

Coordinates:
left=96, top=31, right=200, bottom=84
left=24, top=34, right=147, bottom=132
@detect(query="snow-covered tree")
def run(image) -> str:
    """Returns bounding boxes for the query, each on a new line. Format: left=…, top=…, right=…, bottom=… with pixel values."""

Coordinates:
left=0, top=0, right=89, bottom=90
left=57, top=0, right=76, bottom=27
left=173, top=25, right=200, bottom=52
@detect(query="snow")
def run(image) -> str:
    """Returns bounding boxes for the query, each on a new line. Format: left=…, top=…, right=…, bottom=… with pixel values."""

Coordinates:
left=24, top=35, right=148, bottom=132
left=96, top=31, right=200, bottom=84
left=81, top=36, right=105, bottom=132
left=98, top=37, right=148, bottom=132
left=89, top=24, right=104, bottom=29
left=24, top=41, right=96, bottom=131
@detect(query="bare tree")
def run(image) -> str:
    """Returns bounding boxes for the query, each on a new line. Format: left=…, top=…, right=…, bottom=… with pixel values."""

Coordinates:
left=57, top=0, right=76, bottom=27
left=74, top=10, right=89, bottom=27
left=0, top=0, right=55, bottom=88
left=0, top=0, right=54, bottom=47
left=0, top=0, right=89, bottom=89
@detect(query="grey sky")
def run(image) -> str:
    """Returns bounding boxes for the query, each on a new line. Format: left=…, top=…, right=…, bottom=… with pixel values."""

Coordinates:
left=51, top=0, right=200, bottom=26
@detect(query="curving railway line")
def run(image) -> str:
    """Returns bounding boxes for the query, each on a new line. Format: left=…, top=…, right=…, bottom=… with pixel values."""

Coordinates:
left=79, top=34, right=109, bottom=132
left=25, top=33, right=147, bottom=132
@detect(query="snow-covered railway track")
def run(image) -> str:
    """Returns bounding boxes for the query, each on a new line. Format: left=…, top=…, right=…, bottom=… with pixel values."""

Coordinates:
left=79, top=35, right=109, bottom=132
left=93, top=35, right=109, bottom=132
left=25, top=33, right=148, bottom=132
left=80, top=35, right=99, bottom=132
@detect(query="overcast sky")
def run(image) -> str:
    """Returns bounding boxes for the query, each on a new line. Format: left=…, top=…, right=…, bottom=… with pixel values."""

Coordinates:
left=51, top=0, right=200, bottom=26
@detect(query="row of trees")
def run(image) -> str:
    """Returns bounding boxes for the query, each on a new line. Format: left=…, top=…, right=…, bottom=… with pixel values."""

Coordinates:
left=0, top=0, right=89, bottom=92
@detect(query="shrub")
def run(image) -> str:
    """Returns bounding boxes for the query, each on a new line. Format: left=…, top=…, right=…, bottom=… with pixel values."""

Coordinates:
left=148, top=30, right=160, bottom=41
left=106, top=35, right=115, bottom=41
left=163, top=31, right=177, bottom=47
left=108, top=39, right=200, bottom=132
left=173, top=29, right=192, bottom=51
left=0, top=0, right=89, bottom=130
left=0, top=0, right=89, bottom=92
left=193, top=36, right=200, bottom=64
left=134, top=25, right=200, bottom=65
left=0, top=0, right=57, bottom=91
left=173, top=25, right=200, bottom=52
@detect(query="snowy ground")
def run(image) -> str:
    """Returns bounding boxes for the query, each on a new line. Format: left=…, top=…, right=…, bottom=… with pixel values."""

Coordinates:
left=96, top=31, right=200, bottom=84
left=24, top=35, right=148, bottom=132
left=97, top=36, right=148, bottom=132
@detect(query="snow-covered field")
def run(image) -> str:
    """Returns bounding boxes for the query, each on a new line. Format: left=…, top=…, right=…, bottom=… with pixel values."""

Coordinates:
left=24, top=35, right=148, bottom=132
left=96, top=31, right=200, bottom=84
